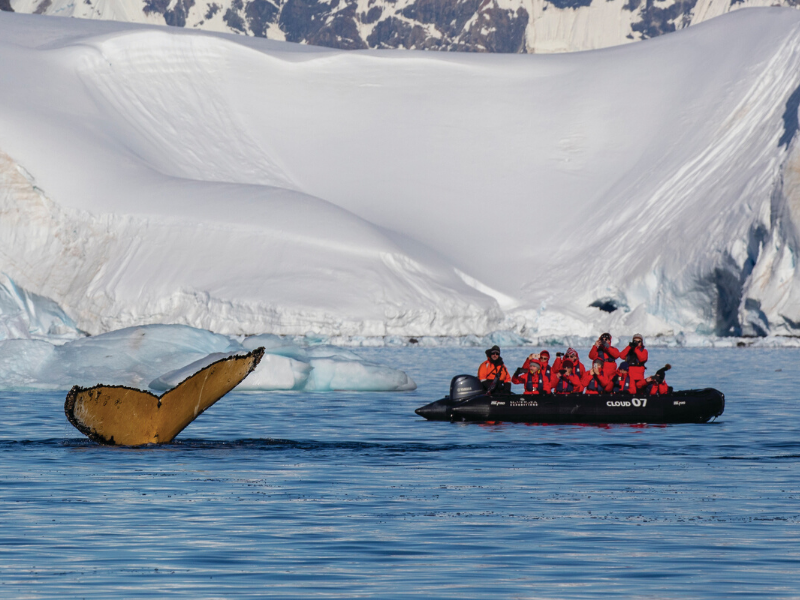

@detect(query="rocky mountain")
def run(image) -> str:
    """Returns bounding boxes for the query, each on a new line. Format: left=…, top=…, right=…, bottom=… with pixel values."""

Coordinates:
left=4, top=0, right=799, bottom=54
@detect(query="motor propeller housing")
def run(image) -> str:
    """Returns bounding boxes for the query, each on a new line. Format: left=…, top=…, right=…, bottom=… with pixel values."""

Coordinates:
left=449, top=374, right=485, bottom=402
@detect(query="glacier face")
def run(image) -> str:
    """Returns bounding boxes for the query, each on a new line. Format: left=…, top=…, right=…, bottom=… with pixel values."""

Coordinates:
left=4, top=0, right=798, bottom=54
left=0, top=10, right=800, bottom=342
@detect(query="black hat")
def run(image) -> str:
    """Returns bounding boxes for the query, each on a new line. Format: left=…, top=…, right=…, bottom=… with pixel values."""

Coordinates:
left=485, top=345, right=501, bottom=357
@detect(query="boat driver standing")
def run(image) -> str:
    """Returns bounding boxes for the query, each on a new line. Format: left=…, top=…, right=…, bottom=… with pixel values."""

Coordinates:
left=478, top=345, right=511, bottom=393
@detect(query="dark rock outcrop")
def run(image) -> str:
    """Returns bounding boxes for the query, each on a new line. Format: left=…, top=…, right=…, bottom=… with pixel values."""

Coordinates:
left=11, top=0, right=800, bottom=54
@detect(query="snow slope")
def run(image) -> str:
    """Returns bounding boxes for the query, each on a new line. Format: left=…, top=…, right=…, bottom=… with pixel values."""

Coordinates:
left=5, top=0, right=797, bottom=54
left=1, top=9, right=800, bottom=342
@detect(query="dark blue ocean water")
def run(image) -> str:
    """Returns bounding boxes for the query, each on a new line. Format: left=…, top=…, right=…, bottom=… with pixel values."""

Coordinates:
left=1, top=347, right=799, bottom=598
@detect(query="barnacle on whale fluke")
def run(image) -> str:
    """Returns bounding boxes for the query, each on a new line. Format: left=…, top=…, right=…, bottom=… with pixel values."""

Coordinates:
left=64, top=347, right=265, bottom=446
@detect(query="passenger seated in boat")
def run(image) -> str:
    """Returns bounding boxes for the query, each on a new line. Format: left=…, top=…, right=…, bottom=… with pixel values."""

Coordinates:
left=553, top=348, right=586, bottom=378
left=589, top=333, right=620, bottom=377
left=582, top=359, right=613, bottom=394
left=478, top=345, right=511, bottom=393
left=640, top=364, right=672, bottom=395
left=551, top=359, right=584, bottom=394
left=611, top=361, right=638, bottom=394
left=512, top=361, right=552, bottom=395
left=619, top=334, right=648, bottom=385
left=522, top=350, right=551, bottom=379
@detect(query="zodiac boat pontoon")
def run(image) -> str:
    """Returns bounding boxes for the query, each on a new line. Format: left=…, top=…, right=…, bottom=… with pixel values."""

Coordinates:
left=415, top=375, right=724, bottom=424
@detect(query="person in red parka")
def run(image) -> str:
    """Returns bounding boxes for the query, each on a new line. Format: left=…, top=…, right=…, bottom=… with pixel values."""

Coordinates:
left=581, top=359, right=613, bottom=394
left=588, top=333, right=620, bottom=377
left=478, top=345, right=511, bottom=393
left=553, top=348, right=586, bottom=379
left=552, top=359, right=584, bottom=394
left=512, top=361, right=552, bottom=395
left=619, top=334, right=648, bottom=385
left=610, top=362, right=638, bottom=394
left=522, top=350, right=551, bottom=379
left=640, top=364, right=672, bottom=395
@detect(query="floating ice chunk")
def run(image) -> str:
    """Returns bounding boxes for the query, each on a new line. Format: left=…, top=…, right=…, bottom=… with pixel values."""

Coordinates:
left=304, top=358, right=416, bottom=392
left=305, top=345, right=363, bottom=361
left=0, top=338, right=59, bottom=390
left=0, top=323, right=416, bottom=392
left=241, top=334, right=284, bottom=351
left=242, top=334, right=308, bottom=360
left=237, top=353, right=312, bottom=391
left=149, top=351, right=247, bottom=391
left=0, top=324, right=241, bottom=391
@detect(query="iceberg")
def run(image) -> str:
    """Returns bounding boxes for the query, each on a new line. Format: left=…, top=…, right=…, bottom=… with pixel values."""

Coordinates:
left=0, top=11, right=799, bottom=342
left=0, top=275, right=82, bottom=343
left=0, top=324, right=416, bottom=392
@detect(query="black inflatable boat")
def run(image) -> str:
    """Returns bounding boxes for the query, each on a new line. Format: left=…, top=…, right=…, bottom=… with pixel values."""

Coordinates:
left=415, top=375, right=724, bottom=424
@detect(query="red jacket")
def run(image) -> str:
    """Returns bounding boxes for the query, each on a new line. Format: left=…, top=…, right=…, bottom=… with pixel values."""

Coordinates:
left=512, top=370, right=552, bottom=395
left=611, top=372, right=639, bottom=394
left=551, top=372, right=584, bottom=394
left=478, top=360, right=511, bottom=383
left=589, top=344, right=620, bottom=376
left=553, top=357, right=586, bottom=379
left=619, top=345, right=648, bottom=380
left=581, top=371, right=613, bottom=394
left=522, top=356, right=551, bottom=379
left=640, top=380, right=669, bottom=395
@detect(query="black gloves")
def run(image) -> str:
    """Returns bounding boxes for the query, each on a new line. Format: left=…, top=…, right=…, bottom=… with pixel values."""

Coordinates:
left=514, top=367, right=524, bottom=377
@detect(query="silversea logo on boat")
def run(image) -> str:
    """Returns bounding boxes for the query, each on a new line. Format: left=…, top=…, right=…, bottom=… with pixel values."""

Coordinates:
left=606, top=398, right=648, bottom=407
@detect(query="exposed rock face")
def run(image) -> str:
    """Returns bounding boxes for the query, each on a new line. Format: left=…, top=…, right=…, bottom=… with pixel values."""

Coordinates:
left=9, top=0, right=800, bottom=53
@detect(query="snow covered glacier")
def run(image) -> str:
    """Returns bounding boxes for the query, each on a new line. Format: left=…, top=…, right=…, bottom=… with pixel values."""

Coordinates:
left=1, top=9, right=800, bottom=346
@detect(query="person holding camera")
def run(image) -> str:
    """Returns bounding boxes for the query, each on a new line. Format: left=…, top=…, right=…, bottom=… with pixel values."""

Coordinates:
left=478, top=345, right=511, bottom=393
left=522, top=349, right=551, bottom=378
left=512, top=361, right=552, bottom=395
left=640, top=365, right=672, bottom=395
left=619, top=333, right=648, bottom=385
left=551, top=359, right=584, bottom=394
left=553, top=348, right=586, bottom=378
left=581, top=359, right=613, bottom=394
left=588, top=332, right=620, bottom=377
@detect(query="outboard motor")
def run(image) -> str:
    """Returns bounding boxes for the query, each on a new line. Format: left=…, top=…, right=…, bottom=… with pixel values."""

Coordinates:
left=416, top=375, right=487, bottom=421
left=450, top=374, right=485, bottom=402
